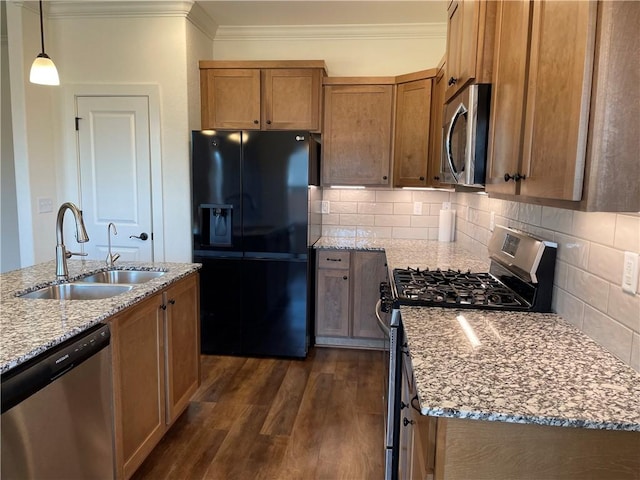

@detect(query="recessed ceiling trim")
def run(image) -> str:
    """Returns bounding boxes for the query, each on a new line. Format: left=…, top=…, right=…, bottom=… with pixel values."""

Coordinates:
left=214, top=23, right=447, bottom=41
left=48, top=1, right=196, bottom=19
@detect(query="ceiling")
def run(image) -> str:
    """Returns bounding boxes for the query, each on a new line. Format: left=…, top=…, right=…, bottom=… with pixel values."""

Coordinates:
left=195, top=1, right=448, bottom=26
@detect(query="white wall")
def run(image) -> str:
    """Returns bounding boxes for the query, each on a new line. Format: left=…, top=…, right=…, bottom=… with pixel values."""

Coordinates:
left=212, top=24, right=447, bottom=76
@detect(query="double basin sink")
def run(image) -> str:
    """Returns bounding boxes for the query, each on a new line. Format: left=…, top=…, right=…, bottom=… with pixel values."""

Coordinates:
left=19, top=270, right=166, bottom=300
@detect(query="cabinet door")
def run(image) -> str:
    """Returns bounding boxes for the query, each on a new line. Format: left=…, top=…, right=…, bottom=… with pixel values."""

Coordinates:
left=352, top=251, right=387, bottom=339
left=316, top=268, right=351, bottom=338
left=393, top=79, right=432, bottom=187
left=164, top=273, right=200, bottom=425
left=110, top=294, right=165, bottom=479
left=201, top=69, right=261, bottom=130
left=262, top=68, right=321, bottom=131
left=428, top=61, right=448, bottom=187
left=445, top=0, right=480, bottom=99
left=486, top=0, right=532, bottom=195
left=322, top=84, right=394, bottom=186
left=520, top=0, right=597, bottom=200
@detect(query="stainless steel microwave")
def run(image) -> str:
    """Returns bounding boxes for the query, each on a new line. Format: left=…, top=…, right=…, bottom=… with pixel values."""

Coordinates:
left=441, top=84, right=491, bottom=186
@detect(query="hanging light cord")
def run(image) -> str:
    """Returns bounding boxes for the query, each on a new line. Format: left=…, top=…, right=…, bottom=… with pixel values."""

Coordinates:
left=38, top=0, right=46, bottom=54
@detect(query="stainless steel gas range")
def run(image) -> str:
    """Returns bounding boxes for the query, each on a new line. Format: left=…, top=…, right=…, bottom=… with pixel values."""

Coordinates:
left=379, top=225, right=557, bottom=480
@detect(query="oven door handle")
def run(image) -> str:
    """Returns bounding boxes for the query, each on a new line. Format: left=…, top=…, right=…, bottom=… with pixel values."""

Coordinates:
left=375, top=299, right=391, bottom=337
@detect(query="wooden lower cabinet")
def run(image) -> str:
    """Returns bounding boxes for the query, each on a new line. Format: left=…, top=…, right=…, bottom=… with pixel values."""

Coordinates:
left=109, top=273, right=200, bottom=479
left=406, top=416, right=640, bottom=480
left=315, top=250, right=387, bottom=348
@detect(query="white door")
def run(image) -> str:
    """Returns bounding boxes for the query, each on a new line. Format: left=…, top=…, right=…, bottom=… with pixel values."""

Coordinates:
left=76, top=96, right=153, bottom=262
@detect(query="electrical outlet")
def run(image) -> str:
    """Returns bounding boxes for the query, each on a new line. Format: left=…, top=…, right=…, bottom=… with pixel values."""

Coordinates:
left=37, top=197, right=53, bottom=214
left=413, top=202, right=423, bottom=215
left=320, top=200, right=330, bottom=214
left=489, top=211, right=496, bottom=232
left=442, top=201, right=451, bottom=210
left=622, top=251, right=639, bottom=294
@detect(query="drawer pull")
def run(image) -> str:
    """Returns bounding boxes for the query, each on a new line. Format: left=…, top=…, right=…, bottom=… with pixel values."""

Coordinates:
left=326, top=258, right=342, bottom=262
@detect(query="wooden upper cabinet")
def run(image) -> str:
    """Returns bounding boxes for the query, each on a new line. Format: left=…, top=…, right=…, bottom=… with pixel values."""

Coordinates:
left=393, top=77, right=433, bottom=188
left=322, top=78, right=395, bottom=186
left=485, top=0, right=532, bottom=195
left=199, top=60, right=326, bottom=131
left=520, top=0, right=596, bottom=201
left=201, top=69, right=261, bottom=130
left=486, top=0, right=639, bottom=211
left=445, top=0, right=496, bottom=101
left=428, top=59, right=449, bottom=188
left=262, top=68, right=322, bottom=130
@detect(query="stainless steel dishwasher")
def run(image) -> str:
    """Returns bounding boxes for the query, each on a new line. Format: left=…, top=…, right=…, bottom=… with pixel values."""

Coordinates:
left=1, top=323, right=115, bottom=479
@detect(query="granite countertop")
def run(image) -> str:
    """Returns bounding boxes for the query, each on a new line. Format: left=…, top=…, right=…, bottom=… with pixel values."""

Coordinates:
left=0, top=259, right=201, bottom=374
left=316, top=236, right=640, bottom=432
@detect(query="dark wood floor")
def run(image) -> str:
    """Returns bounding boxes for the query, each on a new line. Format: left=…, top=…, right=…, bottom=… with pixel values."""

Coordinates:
left=132, top=347, right=386, bottom=480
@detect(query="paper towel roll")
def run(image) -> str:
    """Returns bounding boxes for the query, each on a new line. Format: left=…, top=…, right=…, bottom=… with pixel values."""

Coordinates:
left=438, top=209, right=454, bottom=242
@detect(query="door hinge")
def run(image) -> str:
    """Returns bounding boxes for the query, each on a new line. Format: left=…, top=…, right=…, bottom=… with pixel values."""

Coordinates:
left=75, top=117, right=82, bottom=130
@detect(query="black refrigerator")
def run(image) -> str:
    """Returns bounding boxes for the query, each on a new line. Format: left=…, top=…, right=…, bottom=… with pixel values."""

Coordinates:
left=191, top=130, right=321, bottom=358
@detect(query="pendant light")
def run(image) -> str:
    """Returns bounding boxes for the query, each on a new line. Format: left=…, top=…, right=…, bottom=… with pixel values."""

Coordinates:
left=29, top=0, right=59, bottom=86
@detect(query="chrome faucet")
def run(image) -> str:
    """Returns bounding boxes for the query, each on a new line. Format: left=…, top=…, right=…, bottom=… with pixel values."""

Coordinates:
left=106, top=222, right=120, bottom=267
left=55, top=202, right=90, bottom=279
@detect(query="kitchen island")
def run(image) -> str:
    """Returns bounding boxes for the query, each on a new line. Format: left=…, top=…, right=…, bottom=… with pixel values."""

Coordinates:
left=315, top=236, right=640, bottom=478
left=0, top=259, right=200, bottom=374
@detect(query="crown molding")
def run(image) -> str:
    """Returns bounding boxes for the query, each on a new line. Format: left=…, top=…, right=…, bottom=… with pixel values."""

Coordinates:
left=214, top=22, right=447, bottom=42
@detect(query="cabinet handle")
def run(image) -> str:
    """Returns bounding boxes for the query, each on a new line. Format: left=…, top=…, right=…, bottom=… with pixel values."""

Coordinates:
left=403, top=417, right=415, bottom=427
left=253, top=120, right=259, bottom=124
left=343, top=276, right=348, bottom=280
left=160, top=304, right=167, bottom=310
left=266, top=120, right=272, bottom=125
left=169, top=299, right=176, bottom=305
left=382, top=176, right=388, bottom=181
left=433, top=176, right=440, bottom=181
left=419, top=176, right=425, bottom=181
left=326, top=258, right=342, bottom=262
left=504, top=173, right=527, bottom=182
left=447, top=76, right=458, bottom=86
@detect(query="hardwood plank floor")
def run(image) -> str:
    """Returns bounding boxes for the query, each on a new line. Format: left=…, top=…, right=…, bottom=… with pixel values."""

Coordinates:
left=132, top=347, right=385, bottom=480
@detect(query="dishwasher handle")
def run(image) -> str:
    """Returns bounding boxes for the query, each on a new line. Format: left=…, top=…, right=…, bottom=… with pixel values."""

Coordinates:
left=1, top=323, right=110, bottom=414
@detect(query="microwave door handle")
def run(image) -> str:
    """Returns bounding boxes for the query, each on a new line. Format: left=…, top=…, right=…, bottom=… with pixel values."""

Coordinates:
left=445, top=103, right=468, bottom=182
left=375, top=299, right=391, bottom=337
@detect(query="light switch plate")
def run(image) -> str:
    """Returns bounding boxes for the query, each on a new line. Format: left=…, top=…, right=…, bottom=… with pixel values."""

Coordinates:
left=622, top=251, right=639, bottom=294
left=320, top=201, right=330, bottom=214
left=413, top=202, right=423, bottom=215
left=37, top=197, right=53, bottom=214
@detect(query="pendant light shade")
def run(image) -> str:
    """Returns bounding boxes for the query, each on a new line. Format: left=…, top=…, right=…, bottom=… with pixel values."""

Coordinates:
left=30, top=0, right=59, bottom=86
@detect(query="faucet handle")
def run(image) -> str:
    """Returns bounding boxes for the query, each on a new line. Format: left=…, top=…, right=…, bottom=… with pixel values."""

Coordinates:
left=66, top=250, right=88, bottom=258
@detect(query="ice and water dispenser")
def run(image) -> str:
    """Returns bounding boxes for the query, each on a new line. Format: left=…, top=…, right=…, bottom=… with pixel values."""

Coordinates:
left=199, top=204, right=233, bottom=247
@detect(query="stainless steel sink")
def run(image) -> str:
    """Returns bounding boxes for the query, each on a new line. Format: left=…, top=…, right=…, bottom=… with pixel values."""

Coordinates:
left=19, top=283, right=133, bottom=300
left=79, top=270, right=165, bottom=284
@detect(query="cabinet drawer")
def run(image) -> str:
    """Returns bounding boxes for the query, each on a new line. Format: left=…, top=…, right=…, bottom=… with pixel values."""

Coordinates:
left=317, top=250, right=350, bottom=270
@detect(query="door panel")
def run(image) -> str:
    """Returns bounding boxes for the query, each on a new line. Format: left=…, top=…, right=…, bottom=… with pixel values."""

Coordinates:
left=77, top=96, right=153, bottom=262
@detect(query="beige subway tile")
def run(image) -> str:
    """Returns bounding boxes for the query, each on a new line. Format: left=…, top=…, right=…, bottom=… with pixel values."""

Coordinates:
left=541, top=206, right=574, bottom=234
left=391, top=227, right=429, bottom=240
left=323, top=189, right=341, bottom=201
left=614, top=214, right=640, bottom=253
left=565, top=266, right=609, bottom=309
left=340, top=189, right=376, bottom=202
left=427, top=228, right=439, bottom=240
left=340, top=214, right=375, bottom=226
left=394, top=203, right=414, bottom=215
left=322, top=213, right=340, bottom=225
left=607, top=287, right=640, bottom=333
left=553, top=288, right=585, bottom=329
left=631, top=333, right=640, bottom=372
left=411, top=190, right=452, bottom=203
left=588, top=243, right=624, bottom=285
left=554, top=232, right=590, bottom=269
left=356, top=227, right=393, bottom=239
left=583, top=306, right=633, bottom=364
left=357, top=202, right=393, bottom=215
left=554, top=260, right=569, bottom=290
left=322, top=226, right=356, bottom=237
left=518, top=203, right=542, bottom=226
left=572, top=211, right=616, bottom=246
left=375, top=214, right=411, bottom=227
left=377, top=190, right=412, bottom=203
left=330, top=201, right=358, bottom=214
left=411, top=215, right=439, bottom=228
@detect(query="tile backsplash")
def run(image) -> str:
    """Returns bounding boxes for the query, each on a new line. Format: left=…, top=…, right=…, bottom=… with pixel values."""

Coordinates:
left=320, top=188, right=640, bottom=371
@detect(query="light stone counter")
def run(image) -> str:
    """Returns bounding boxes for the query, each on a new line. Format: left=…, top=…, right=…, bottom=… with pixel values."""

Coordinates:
left=314, top=236, right=640, bottom=432
left=0, top=260, right=201, bottom=374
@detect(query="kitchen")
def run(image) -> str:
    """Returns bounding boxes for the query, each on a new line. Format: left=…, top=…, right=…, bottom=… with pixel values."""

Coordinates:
left=2, top=0, right=639, bottom=479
